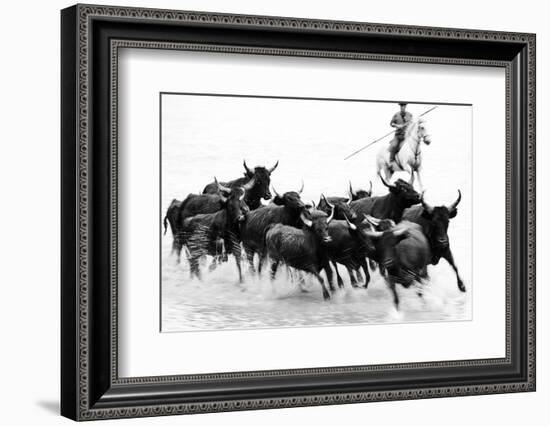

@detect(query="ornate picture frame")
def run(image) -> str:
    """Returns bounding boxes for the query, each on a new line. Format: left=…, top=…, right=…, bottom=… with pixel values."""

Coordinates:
left=61, top=4, right=535, bottom=421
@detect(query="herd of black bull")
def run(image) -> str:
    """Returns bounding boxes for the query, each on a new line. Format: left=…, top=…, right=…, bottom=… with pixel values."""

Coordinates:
left=163, top=161, right=466, bottom=308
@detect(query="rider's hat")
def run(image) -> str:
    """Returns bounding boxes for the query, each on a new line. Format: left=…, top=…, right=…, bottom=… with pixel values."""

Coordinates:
left=398, top=102, right=408, bottom=106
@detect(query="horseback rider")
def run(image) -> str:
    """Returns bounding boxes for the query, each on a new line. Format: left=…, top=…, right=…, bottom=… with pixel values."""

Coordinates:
left=389, top=102, right=413, bottom=164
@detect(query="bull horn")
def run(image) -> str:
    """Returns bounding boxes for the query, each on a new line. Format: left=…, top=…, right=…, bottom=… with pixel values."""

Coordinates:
left=268, top=160, right=279, bottom=174
left=271, top=185, right=280, bottom=198
left=343, top=214, right=357, bottom=231
left=392, top=225, right=410, bottom=237
left=363, top=229, right=384, bottom=238
left=379, top=173, right=394, bottom=188
left=321, top=194, right=334, bottom=209
left=239, top=187, right=246, bottom=201
left=349, top=181, right=356, bottom=197
left=243, top=159, right=253, bottom=176
left=409, top=172, right=415, bottom=185
left=300, top=211, right=313, bottom=228
left=421, top=191, right=434, bottom=214
left=448, top=189, right=462, bottom=211
left=322, top=194, right=335, bottom=224
left=214, top=177, right=231, bottom=194
left=364, top=214, right=380, bottom=226
left=368, top=180, right=373, bottom=196
left=242, top=176, right=256, bottom=191
left=298, top=180, right=304, bottom=194
left=214, top=177, right=229, bottom=201
left=310, top=200, right=316, bottom=209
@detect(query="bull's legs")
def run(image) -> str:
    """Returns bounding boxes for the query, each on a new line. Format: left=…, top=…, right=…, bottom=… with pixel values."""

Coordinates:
left=232, top=252, right=243, bottom=284
left=269, top=260, right=280, bottom=281
left=188, top=255, right=201, bottom=281
left=174, top=235, right=184, bottom=264
left=345, top=264, right=359, bottom=288
left=323, top=262, right=335, bottom=292
left=310, top=270, right=330, bottom=301
left=358, top=257, right=371, bottom=288
left=387, top=279, right=400, bottom=309
left=244, top=248, right=256, bottom=273
left=332, top=261, right=345, bottom=289
left=368, top=259, right=377, bottom=271
left=442, top=249, right=466, bottom=292
left=355, top=267, right=364, bottom=284
left=296, top=271, right=309, bottom=292
left=227, top=236, right=244, bottom=284
left=258, top=250, right=268, bottom=275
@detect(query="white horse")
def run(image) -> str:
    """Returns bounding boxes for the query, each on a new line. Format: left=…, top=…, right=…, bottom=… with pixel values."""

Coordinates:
left=376, top=117, right=432, bottom=190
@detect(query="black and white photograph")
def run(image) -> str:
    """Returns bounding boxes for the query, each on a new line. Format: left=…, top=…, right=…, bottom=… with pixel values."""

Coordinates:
left=161, top=94, right=472, bottom=332
left=55, top=2, right=536, bottom=422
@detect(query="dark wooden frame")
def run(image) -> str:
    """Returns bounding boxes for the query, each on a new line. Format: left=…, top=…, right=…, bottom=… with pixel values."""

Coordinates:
left=61, top=3, right=536, bottom=421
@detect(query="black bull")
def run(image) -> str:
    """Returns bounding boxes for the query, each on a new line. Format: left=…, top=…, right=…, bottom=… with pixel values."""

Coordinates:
left=181, top=183, right=249, bottom=282
left=350, top=176, right=421, bottom=223
left=265, top=209, right=334, bottom=300
left=240, top=187, right=306, bottom=273
left=365, top=221, right=431, bottom=309
left=202, top=160, right=279, bottom=210
left=401, top=190, right=466, bottom=292
left=165, top=178, right=255, bottom=261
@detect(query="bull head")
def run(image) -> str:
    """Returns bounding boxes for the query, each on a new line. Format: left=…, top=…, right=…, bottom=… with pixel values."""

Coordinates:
left=421, top=189, right=461, bottom=219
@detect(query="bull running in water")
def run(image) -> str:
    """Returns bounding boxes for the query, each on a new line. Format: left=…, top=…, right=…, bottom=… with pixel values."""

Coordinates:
left=265, top=207, right=334, bottom=300
left=240, top=183, right=307, bottom=273
left=180, top=179, right=250, bottom=283
left=402, top=190, right=466, bottom=292
left=364, top=219, right=431, bottom=309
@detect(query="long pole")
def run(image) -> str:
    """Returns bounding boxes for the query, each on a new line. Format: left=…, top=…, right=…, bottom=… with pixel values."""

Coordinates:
left=343, top=105, right=438, bottom=161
